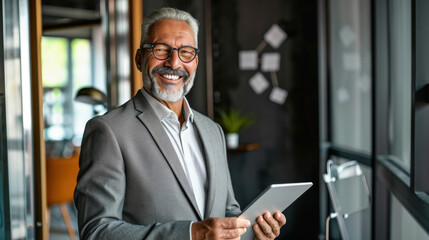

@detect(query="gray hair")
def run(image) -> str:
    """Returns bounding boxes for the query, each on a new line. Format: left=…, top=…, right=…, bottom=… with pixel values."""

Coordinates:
left=140, top=7, right=199, bottom=47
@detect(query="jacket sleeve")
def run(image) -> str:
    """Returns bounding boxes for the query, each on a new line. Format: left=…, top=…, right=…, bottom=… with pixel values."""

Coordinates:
left=216, top=123, right=242, bottom=218
left=73, top=117, right=192, bottom=240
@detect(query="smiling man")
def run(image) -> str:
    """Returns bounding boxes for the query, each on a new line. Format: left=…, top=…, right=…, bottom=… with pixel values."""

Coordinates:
left=74, top=7, right=286, bottom=240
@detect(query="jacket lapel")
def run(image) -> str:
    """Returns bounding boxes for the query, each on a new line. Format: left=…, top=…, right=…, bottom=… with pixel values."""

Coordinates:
left=193, top=114, right=217, bottom=218
left=133, top=92, right=203, bottom=220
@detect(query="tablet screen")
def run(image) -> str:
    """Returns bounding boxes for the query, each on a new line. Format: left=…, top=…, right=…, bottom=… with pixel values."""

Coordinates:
left=238, top=182, right=312, bottom=240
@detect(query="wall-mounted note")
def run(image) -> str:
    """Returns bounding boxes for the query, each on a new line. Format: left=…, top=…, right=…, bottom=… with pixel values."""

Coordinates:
left=337, top=88, right=349, bottom=103
left=342, top=52, right=361, bottom=71
left=264, top=24, right=287, bottom=49
left=339, top=25, right=355, bottom=47
left=249, top=72, right=269, bottom=94
left=269, top=87, right=288, bottom=105
left=239, top=50, right=258, bottom=70
left=357, top=74, right=371, bottom=93
left=261, top=53, right=281, bottom=72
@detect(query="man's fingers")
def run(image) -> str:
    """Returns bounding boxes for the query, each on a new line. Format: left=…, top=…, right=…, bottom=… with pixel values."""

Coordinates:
left=194, top=218, right=250, bottom=240
left=256, top=215, right=273, bottom=237
left=263, top=212, right=280, bottom=236
left=253, top=224, right=269, bottom=239
left=218, top=218, right=250, bottom=229
left=207, top=227, right=247, bottom=239
left=274, top=211, right=287, bottom=226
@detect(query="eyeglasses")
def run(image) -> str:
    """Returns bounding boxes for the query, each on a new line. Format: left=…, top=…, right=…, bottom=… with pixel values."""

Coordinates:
left=142, top=43, right=199, bottom=63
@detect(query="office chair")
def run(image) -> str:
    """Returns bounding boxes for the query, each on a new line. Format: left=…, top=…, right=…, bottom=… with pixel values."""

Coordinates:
left=46, top=154, right=79, bottom=240
left=323, top=159, right=371, bottom=240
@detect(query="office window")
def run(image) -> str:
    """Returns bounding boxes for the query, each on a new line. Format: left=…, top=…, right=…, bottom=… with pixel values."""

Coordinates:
left=328, top=157, right=372, bottom=240
left=414, top=0, right=429, bottom=194
left=390, top=194, right=429, bottom=240
left=387, top=0, right=412, bottom=172
left=322, top=0, right=429, bottom=238
left=328, top=0, right=372, bottom=154
left=42, top=36, right=93, bottom=151
left=71, top=39, right=94, bottom=143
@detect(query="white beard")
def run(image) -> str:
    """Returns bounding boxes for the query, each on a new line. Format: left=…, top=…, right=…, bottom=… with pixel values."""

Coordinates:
left=143, top=66, right=195, bottom=102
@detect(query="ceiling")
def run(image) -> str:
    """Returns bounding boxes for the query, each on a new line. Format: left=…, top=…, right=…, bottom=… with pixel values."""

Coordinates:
left=42, top=0, right=101, bottom=36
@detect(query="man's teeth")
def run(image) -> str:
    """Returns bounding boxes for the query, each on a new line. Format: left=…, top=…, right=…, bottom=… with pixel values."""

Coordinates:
left=161, top=74, right=180, bottom=80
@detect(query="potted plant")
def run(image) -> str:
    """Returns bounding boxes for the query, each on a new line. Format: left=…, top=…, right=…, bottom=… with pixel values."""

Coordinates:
left=217, top=108, right=254, bottom=149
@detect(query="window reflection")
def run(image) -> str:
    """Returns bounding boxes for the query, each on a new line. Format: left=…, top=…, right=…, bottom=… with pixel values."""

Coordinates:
left=327, top=157, right=372, bottom=240
left=1, top=0, right=34, bottom=238
left=41, top=37, right=94, bottom=150
left=387, top=0, right=412, bottom=172
left=390, top=194, right=429, bottom=240
left=328, top=0, right=372, bottom=154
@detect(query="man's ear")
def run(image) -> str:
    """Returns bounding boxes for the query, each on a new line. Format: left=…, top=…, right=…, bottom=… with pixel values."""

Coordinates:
left=135, top=49, right=143, bottom=72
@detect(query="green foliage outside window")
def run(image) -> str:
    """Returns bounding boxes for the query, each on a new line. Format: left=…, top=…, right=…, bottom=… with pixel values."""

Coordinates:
left=41, top=37, right=68, bottom=88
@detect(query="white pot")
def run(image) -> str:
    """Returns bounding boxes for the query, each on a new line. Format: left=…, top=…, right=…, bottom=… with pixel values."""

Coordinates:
left=226, top=133, right=239, bottom=149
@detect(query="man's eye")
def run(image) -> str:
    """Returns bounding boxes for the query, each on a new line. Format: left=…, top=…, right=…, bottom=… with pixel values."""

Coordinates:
left=180, top=49, right=194, bottom=55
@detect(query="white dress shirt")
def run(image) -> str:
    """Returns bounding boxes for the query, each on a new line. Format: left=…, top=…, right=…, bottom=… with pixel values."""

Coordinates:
left=141, top=89, right=208, bottom=218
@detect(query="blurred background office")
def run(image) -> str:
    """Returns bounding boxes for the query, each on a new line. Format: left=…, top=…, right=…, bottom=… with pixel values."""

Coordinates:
left=0, top=0, right=428, bottom=239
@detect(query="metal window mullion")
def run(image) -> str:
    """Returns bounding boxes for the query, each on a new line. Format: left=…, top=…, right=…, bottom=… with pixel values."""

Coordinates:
left=373, top=0, right=392, bottom=239
left=105, top=0, right=117, bottom=109
left=0, top=95, right=11, bottom=240
left=377, top=159, right=429, bottom=235
left=0, top=6, right=11, bottom=232
left=410, top=0, right=416, bottom=192
left=318, top=0, right=331, bottom=236
left=413, top=0, right=429, bottom=195
left=18, top=0, right=35, bottom=235
left=328, top=145, right=371, bottom=167
left=0, top=0, right=6, bottom=207
left=66, top=38, right=73, bottom=139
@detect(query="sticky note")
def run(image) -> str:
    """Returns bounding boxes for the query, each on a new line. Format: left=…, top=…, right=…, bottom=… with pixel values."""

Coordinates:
left=249, top=72, right=270, bottom=94
left=339, top=25, right=355, bottom=47
left=261, top=53, right=281, bottom=72
left=342, top=52, right=361, bottom=71
left=264, top=24, right=287, bottom=49
left=337, top=88, right=349, bottom=103
left=239, top=50, right=259, bottom=70
left=269, top=87, right=288, bottom=105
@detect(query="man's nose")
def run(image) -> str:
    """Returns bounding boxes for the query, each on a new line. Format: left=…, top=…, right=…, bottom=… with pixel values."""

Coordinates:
left=164, top=50, right=181, bottom=69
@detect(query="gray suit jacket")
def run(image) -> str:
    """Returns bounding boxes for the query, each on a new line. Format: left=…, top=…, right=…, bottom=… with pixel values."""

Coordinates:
left=74, top=91, right=241, bottom=240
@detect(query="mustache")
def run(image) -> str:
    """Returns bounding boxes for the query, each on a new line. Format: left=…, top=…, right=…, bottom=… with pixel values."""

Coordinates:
left=152, top=66, right=189, bottom=80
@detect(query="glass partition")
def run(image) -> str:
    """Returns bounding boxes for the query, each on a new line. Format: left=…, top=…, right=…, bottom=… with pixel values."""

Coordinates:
left=324, top=157, right=372, bottom=240
left=387, top=0, right=412, bottom=173
left=390, top=194, right=429, bottom=240
left=0, top=0, right=35, bottom=239
left=328, top=0, right=372, bottom=154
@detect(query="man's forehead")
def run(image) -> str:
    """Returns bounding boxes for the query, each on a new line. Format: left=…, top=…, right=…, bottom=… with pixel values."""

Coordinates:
left=148, top=19, right=195, bottom=42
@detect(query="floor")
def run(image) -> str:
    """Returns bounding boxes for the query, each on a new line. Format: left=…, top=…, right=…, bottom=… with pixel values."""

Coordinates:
left=49, top=203, right=79, bottom=240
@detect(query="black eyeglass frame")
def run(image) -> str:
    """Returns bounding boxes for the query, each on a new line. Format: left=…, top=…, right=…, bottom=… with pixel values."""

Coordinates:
left=141, top=43, right=200, bottom=63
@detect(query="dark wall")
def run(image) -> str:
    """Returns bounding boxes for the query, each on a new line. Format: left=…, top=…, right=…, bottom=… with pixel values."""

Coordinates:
left=143, top=0, right=208, bottom=114
left=143, top=0, right=320, bottom=239
left=212, top=0, right=319, bottom=239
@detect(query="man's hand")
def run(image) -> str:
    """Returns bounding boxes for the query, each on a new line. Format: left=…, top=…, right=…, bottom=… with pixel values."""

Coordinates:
left=253, top=211, right=286, bottom=239
left=192, top=217, right=251, bottom=240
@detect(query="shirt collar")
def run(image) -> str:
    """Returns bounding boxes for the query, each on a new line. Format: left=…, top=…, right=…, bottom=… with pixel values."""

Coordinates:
left=140, top=88, right=194, bottom=123
left=182, top=97, right=194, bottom=123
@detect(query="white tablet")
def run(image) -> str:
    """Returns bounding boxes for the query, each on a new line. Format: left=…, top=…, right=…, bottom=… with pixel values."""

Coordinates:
left=239, top=182, right=313, bottom=240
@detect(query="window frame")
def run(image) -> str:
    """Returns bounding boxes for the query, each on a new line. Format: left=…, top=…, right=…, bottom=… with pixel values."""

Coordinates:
left=319, top=0, right=429, bottom=238
left=373, top=0, right=429, bottom=237
left=318, top=0, right=374, bottom=239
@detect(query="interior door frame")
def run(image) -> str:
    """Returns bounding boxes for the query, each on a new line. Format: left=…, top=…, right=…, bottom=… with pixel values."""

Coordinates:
left=29, top=0, right=143, bottom=238
left=29, top=0, right=48, bottom=238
